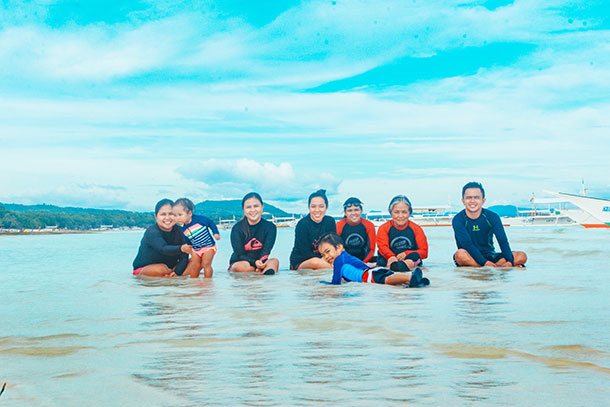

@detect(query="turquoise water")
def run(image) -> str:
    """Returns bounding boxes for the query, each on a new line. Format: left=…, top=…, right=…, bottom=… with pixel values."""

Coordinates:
left=1, top=227, right=609, bottom=406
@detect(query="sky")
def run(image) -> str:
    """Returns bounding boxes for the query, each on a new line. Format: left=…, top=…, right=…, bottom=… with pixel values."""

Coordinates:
left=1, top=0, right=609, bottom=214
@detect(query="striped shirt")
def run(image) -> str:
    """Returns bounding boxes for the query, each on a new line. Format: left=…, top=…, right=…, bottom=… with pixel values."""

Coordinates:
left=181, top=214, right=220, bottom=250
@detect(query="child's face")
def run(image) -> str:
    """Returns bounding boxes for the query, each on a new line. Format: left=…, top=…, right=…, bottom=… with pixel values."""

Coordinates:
left=318, top=242, right=343, bottom=264
left=173, top=204, right=191, bottom=225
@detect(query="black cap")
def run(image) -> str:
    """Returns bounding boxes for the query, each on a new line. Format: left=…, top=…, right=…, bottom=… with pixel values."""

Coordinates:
left=343, top=197, right=363, bottom=209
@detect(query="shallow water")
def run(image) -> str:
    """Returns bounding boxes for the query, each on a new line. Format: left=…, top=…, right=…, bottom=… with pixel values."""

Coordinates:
left=1, top=227, right=609, bottom=406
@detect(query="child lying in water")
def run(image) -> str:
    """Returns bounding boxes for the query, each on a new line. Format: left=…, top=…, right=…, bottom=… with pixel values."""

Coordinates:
left=318, top=233, right=429, bottom=287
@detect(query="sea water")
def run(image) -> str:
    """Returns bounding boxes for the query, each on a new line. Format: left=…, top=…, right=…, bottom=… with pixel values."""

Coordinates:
left=1, top=227, right=609, bottom=406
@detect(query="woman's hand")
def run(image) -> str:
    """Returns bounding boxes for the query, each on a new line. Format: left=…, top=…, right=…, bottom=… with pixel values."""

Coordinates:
left=214, top=234, right=221, bottom=241
left=181, top=244, right=193, bottom=254
left=396, top=252, right=406, bottom=261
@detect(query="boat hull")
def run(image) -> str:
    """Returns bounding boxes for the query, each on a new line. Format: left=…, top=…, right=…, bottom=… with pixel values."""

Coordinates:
left=547, top=192, right=610, bottom=228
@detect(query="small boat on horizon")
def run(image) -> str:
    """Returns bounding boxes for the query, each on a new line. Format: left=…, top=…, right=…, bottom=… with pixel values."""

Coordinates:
left=366, top=207, right=454, bottom=228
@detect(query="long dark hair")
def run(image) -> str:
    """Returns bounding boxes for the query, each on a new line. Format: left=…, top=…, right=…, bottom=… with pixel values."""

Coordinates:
left=155, top=198, right=174, bottom=215
left=242, top=192, right=263, bottom=208
left=241, top=192, right=264, bottom=240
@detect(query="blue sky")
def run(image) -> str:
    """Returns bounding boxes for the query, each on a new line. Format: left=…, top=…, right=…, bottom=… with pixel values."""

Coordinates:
left=1, top=0, right=609, bottom=213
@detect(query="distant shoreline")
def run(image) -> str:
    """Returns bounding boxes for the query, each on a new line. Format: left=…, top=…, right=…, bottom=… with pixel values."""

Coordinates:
left=0, top=228, right=144, bottom=236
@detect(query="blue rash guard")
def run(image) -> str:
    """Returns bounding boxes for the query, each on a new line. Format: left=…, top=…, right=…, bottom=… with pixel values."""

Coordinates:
left=331, top=251, right=369, bottom=285
left=452, top=208, right=514, bottom=265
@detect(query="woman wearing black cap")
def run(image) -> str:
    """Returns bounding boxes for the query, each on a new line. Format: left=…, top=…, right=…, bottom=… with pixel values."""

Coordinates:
left=335, top=197, right=376, bottom=263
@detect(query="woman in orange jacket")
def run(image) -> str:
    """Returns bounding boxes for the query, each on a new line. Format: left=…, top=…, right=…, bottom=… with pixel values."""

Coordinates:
left=376, top=195, right=428, bottom=271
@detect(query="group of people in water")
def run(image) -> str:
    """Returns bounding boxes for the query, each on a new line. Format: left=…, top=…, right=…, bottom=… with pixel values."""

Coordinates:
left=132, top=181, right=527, bottom=287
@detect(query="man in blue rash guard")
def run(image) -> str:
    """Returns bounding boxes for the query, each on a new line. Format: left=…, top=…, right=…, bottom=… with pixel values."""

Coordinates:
left=452, top=182, right=527, bottom=267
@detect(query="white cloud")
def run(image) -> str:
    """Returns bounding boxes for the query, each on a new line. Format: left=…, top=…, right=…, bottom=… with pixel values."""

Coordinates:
left=0, top=0, right=592, bottom=87
left=6, top=184, right=129, bottom=209
left=0, top=1, right=608, bottom=211
left=178, top=159, right=340, bottom=202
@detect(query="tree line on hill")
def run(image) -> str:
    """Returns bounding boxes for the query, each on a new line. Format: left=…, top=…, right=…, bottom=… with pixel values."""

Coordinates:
left=0, top=204, right=153, bottom=230
left=0, top=200, right=292, bottom=230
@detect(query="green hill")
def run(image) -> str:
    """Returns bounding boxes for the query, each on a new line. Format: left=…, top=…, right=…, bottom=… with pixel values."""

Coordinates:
left=1, top=203, right=119, bottom=214
left=195, top=200, right=291, bottom=219
left=0, top=200, right=292, bottom=230
left=0, top=203, right=153, bottom=230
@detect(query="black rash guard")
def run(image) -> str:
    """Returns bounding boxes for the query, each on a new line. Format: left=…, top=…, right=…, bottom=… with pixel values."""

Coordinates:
left=289, top=215, right=336, bottom=269
left=336, top=217, right=376, bottom=262
left=132, top=224, right=188, bottom=275
left=229, top=218, right=277, bottom=266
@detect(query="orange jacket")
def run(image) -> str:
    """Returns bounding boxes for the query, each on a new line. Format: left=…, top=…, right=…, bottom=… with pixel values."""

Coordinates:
left=376, top=220, right=428, bottom=260
left=336, top=217, right=377, bottom=263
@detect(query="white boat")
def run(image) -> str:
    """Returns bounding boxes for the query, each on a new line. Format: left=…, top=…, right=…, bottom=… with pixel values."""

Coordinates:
left=366, top=207, right=454, bottom=228
left=501, top=198, right=578, bottom=227
left=545, top=191, right=610, bottom=228
left=501, top=211, right=577, bottom=227
left=218, top=216, right=238, bottom=230
left=270, top=215, right=299, bottom=228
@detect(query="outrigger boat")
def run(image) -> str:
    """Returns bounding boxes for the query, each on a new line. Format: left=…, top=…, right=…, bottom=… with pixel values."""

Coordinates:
left=545, top=191, right=610, bottom=228
left=366, top=207, right=454, bottom=228
left=270, top=215, right=299, bottom=228
left=501, top=198, right=578, bottom=227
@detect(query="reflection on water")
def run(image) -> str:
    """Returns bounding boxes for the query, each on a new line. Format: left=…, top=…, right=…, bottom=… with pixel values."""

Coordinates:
left=458, top=266, right=511, bottom=282
left=1, top=228, right=609, bottom=405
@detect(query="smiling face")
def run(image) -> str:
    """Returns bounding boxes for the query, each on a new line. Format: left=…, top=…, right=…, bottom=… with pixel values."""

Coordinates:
left=172, top=204, right=192, bottom=225
left=462, top=187, right=486, bottom=218
left=243, top=197, right=263, bottom=225
left=344, top=205, right=363, bottom=224
left=390, top=202, right=411, bottom=227
left=318, top=241, right=343, bottom=264
left=309, top=196, right=327, bottom=223
left=155, top=204, right=177, bottom=232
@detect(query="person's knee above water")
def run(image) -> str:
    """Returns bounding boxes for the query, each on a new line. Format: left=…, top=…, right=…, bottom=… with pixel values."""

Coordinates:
left=336, top=197, right=376, bottom=263
left=376, top=195, right=428, bottom=271
left=228, top=192, right=279, bottom=275
left=452, top=181, right=527, bottom=267
left=132, top=198, right=192, bottom=278
left=289, top=189, right=336, bottom=271
left=318, top=233, right=429, bottom=287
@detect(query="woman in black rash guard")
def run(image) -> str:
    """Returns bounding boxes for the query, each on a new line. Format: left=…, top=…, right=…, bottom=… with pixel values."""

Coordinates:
left=229, top=192, right=279, bottom=275
left=289, top=189, right=336, bottom=270
left=132, top=198, right=192, bottom=277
